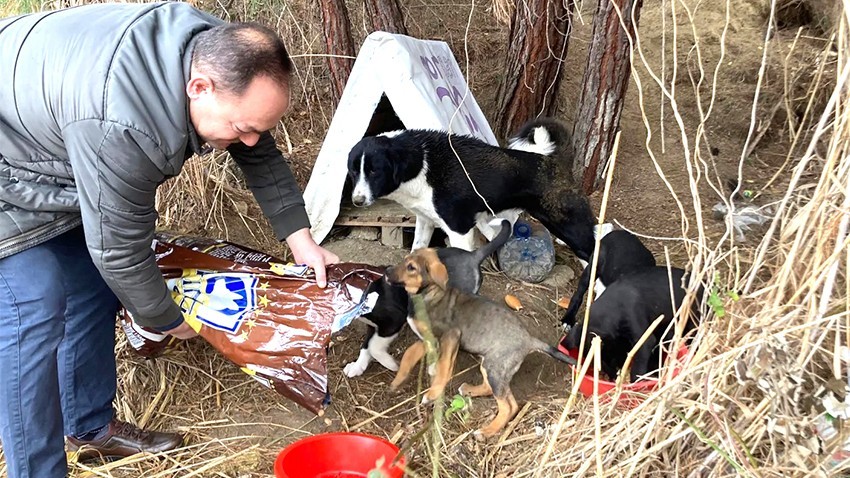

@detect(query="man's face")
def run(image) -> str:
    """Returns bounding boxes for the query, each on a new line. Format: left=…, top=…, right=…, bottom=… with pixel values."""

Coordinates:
left=187, top=73, right=290, bottom=150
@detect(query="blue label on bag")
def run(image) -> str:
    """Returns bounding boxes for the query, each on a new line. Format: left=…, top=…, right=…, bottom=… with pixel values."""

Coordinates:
left=168, top=270, right=258, bottom=334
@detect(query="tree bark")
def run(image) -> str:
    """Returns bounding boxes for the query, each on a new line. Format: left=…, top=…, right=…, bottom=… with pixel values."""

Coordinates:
left=572, top=0, right=643, bottom=194
left=364, top=0, right=408, bottom=35
left=494, top=0, right=574, bottom=140
left=320, top=0, right=356, bottom=106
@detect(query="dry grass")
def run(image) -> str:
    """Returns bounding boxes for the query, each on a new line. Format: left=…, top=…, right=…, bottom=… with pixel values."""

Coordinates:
left=501, top=1, right=850, bottom=477
left=62, top=335, right=321, bottom=477
left=0, top=0, right=848, bottom=476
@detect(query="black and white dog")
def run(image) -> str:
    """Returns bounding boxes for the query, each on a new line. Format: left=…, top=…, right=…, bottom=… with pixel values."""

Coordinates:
left=561, top=266, right=702, bottom=382
left=561, top=229, right=657, bottom=328
left=343, top=219, right=512, bottom=378
left=347, top=118, right=596, bottom=261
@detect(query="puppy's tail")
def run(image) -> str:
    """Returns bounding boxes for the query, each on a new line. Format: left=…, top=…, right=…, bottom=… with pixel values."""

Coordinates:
left=473, top=218, right=512, bottom=264
left=506, top=118, right=572, bottom=160
left=532, top=338, right=577, bottom=366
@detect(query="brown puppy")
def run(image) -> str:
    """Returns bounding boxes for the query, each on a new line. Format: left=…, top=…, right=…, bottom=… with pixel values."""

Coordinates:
left=386, top=248, right=575, bottom=439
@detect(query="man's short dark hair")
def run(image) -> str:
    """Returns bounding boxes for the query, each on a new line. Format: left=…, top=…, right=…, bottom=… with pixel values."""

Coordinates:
left=192, top=22, right=293, bottom=95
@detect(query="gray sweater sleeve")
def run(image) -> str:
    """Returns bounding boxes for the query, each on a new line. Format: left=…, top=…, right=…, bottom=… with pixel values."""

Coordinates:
left=63, top=119, right=182, bottom=330
left=227, top=132, right=310, bottom=241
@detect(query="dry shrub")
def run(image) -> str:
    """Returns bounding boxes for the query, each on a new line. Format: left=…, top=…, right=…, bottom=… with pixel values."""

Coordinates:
left=0, top=1, right=847, bottom=476
left=499, top=1, right=850, bottom=476
left=775, top=0, right=842, bottom=34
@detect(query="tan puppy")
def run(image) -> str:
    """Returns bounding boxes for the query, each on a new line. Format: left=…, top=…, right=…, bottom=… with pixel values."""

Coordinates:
left=386, top=248, right=575, bottom=439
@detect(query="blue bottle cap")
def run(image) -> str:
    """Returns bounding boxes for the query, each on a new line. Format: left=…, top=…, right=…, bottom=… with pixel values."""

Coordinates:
left=513, top=221, right=532, bottom=239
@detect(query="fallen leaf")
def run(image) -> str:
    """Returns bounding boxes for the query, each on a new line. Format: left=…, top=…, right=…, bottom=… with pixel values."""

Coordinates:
left=557, top=296, right=570, bottom=309
left=505, top=295, right=523, bottom=310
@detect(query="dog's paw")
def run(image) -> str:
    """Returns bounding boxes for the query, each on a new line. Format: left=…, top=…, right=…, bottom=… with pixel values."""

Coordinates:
left=373, top=355, right=399, bottom=372
left=473, top=427, right=500, bottom=441
left=561, top=322, right=572, bottom=333
left=343, top=361, right=368, bottom=378
left=458, top=383, right=477, bottom=396
left=421, top=387, right=442, bottom=404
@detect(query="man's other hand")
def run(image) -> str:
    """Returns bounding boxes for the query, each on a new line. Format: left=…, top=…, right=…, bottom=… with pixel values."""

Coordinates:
left=165, top=321, right=198, bottom=339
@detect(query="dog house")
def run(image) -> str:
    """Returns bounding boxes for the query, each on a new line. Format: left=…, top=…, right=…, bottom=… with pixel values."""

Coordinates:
left=303, top=31, right=497, bottom=247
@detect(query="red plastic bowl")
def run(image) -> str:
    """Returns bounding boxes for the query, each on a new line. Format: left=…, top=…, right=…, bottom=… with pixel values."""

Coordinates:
left=558, top=337, right=689, bottom=409
left=274, top=432, right=405, bottom=478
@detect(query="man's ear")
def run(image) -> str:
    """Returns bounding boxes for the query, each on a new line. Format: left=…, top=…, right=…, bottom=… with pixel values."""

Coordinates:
left=427, top=260, right=449, bottom=289
left=186, top=74, right=214, bottom=99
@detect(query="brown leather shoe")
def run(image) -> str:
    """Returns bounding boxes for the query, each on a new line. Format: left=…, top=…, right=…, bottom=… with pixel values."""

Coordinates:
left=66, top=419, right=183, bottom=461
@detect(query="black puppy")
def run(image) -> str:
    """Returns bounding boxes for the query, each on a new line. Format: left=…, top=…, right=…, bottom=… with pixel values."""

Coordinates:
left=561, top=229, right=656, bottom=327
left=343, top=219, right=511, bottom=378
left=562, top=266, right=701, bottom=382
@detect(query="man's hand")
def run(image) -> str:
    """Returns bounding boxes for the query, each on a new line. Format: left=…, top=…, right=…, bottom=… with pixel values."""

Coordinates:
left=164, top=321, right=198, bottom=340
left=286, top=228, right=340, bottom=288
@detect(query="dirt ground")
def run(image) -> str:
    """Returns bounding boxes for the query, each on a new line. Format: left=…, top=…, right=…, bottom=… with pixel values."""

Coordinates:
left=98, top=0, right=835, bottom=476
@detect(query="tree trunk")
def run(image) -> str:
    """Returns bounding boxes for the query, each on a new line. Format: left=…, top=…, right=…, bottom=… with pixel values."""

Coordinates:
left=494, top=0, right=574, bottom=140
left=364, top=0, right=408, bottom=35
left=320, top=0, right=356, bottom=106
left=572, top=0, right=643, bottom=194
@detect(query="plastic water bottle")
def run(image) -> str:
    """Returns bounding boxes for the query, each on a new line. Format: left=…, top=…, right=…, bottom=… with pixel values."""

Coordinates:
left=497, top=220, right=556, bottom=283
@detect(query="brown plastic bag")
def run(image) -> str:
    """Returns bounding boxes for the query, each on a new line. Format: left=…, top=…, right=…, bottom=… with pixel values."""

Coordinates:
left=120, top=233, right=383, bottom=414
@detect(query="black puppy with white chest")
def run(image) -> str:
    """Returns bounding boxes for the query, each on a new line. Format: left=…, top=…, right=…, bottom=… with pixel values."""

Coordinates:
left=561, top=229, right=657, bottom=327
left=562, top=266, right=702, bottom=382
left=343, top=219, right=511, bottom=378
left=348, top=118, right=596, bottom=260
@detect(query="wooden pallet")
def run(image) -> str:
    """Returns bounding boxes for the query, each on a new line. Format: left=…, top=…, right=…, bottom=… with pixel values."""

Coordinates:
left=335, top=199, right=415, bottom=247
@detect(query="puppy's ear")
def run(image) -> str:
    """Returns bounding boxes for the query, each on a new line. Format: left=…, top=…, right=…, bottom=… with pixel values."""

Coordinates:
left=390, top=146, right=405, bottom=185
left=389, top=143, right=417, bottom=185
left=427, top=260, right=449, bottom=289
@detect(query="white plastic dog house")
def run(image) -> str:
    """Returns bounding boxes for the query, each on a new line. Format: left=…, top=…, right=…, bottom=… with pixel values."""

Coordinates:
left=303, top=31, right=498, bottom=245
